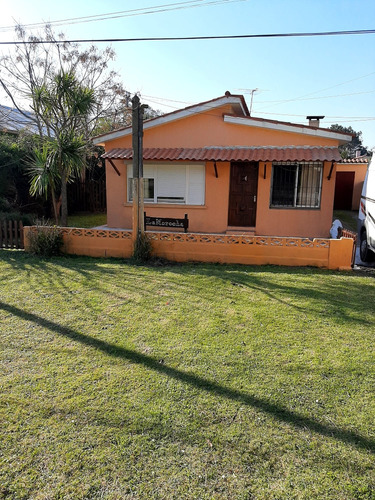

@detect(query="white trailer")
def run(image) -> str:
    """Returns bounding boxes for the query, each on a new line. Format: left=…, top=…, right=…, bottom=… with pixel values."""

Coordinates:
left=358, top=151, right=375, bottom=262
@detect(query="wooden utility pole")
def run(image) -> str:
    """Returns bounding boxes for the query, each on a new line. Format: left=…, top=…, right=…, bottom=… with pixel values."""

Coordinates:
left=132, top=95, right=140, bottom=242
left=131, top=95, right=148, bottom=242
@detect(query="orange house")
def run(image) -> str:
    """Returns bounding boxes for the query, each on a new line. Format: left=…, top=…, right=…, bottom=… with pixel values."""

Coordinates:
left=334, top=157, right=368, bottom=211
left=93, top=93, right=352, bottom=238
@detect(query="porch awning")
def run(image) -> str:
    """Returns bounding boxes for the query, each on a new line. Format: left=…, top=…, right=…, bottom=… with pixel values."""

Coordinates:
left=101, top=146, right=341, bottom=162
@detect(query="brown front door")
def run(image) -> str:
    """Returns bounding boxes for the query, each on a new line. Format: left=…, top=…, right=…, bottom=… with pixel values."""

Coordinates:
left=228, top=162, right=258, bottom=226
left=334, top=171, right=355, bottom=210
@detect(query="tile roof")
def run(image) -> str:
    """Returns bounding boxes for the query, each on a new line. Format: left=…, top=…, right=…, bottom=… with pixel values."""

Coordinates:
left=338, top=157, right=369, bottom=164
left=102, top=146, right=341, bottom=162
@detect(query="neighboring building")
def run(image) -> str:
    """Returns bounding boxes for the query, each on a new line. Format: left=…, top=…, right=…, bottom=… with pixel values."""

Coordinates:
left=93, top=92, right=352, bottom=238
left=334, top=155, right=369, bottom=211
left=0, top=104, right=39, bottom=135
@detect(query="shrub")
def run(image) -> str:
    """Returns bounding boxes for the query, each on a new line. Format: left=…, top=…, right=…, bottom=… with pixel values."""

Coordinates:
left=0, top=211, right=35, bottom=226
left=132, top=232, right=152, bottom=263
left=27, top=224, right=63, bottom=257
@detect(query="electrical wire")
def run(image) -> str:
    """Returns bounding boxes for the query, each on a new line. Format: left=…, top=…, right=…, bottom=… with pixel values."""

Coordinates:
left=0, top=29, right=374, bottom=45
left=252, top=110, right=375, bottom=119
left=255, top=72, right=375, bottom=109
left=0, top=0, right=244, bottom=32
left=140, top=95, right=375, bottom=123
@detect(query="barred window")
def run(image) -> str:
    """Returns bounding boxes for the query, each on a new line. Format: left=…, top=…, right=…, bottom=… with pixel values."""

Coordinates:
left=270, top=162, right=323, bottom=208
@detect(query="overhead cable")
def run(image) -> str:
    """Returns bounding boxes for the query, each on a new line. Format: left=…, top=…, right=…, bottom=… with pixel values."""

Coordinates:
left=0, top=29, right=374, bottom=45
left=0, top=0, right=244, bottom=32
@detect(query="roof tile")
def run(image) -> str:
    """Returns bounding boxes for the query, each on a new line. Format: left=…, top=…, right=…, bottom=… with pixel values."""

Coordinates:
left=102, top=146, right=341, bottom=162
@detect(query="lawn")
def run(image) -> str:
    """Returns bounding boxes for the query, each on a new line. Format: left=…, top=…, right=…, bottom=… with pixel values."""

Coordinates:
left=67, top=212, right=106, bottom=228
left=0, top=251, right=374, bottom=499
left=333, top=210, right=358, bottom=233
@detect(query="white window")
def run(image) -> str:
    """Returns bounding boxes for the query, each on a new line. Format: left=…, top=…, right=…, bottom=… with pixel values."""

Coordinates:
left=127, top=163, right=205, bottom=205
left=270, top=162, right=323, bottom=208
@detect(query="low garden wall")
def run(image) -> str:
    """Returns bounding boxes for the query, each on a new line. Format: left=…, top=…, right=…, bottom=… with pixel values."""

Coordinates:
left=24, top=226, right=355, bottom=270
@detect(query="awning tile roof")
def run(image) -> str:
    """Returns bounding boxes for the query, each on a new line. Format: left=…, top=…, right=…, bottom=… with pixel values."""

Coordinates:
left=102, top=146, right=341, bottom=162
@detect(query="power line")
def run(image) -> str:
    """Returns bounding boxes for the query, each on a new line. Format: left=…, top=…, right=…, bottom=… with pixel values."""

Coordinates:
left=0, top=29, right=374, bottom=45
left=256, top=89, right=375, bottom=104
left=255, top=72, right=375, bottom=109
left=0, top=0, right=244, bottom=32
left=253, top=110, right=375, bottom=119
left=141, top=95, right=375, bottom=123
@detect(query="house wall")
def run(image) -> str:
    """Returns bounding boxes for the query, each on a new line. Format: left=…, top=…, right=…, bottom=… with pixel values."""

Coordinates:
left=103, top=104, right=342, bottom=237
left=106, top=159, right=230, bottom=233
left=255, top=161, right=336, bottom=238
left=335, top=162, right=368, bottom=210
left=104, top=105, right=339, bottom=150
left=106, top=159, right=336, bottom=238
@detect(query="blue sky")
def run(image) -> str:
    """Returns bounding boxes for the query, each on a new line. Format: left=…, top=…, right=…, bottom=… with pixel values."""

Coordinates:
left=1, top=0, right=374, bottom=147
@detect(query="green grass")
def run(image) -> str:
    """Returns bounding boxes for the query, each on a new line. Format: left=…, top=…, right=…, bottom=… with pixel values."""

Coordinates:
left=333, top=210, right=358, bottom=233
left=67, top=212, right=106, bottom=228
left=0, top=251, right=374, bottom=499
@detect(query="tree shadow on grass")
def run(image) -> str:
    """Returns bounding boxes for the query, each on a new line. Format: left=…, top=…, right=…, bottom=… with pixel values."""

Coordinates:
left=2, top=251, right=374, bottom=327
left=1, top=299, right=374, bottom=454
left=166, top=263, right=375, bottom=327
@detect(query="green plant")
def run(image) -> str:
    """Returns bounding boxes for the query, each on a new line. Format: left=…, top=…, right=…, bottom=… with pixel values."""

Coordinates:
left=132, top=232, right=152, bottom=263
left=27, top=223, right=63, bottom=257
left=0, top=211, right=35, bottom=226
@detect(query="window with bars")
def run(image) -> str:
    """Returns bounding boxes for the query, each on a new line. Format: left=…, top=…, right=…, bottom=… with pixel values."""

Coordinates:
left=270, top=162, right=323, bottom=208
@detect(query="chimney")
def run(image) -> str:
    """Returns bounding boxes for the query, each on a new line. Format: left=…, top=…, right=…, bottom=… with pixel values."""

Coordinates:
left=306, top=115, right=325, bottom=127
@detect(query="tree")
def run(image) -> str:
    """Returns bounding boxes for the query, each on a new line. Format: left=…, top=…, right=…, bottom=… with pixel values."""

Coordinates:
left=28, top=144, right=61, bottom=223
left=29, top=71, right=95, bottom=226
left=329, top=124, right=369, bottom=159
left=0, top=131, right=37, bottom=214
left=0, top=25, right=129, bottom=140
left=0, top=25, right=161, bottom=220
left=0, top=25, right=132, bottom=221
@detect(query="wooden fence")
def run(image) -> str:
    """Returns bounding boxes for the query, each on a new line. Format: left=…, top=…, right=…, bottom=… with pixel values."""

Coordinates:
left=0, top=220, right=24, bottom=249
left=68, top=178, right=106, bottom=213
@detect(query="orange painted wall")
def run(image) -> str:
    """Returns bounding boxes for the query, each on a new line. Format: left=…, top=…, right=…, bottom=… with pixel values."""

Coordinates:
left=106, top=159, right=230, bottom=232
left=103, top=103, right=344, bottom=237
left=336, top=162, right=368, bottom=210
left=23, top=227, right=355, bottom=270
left=255, top=161, right=336, bottom=238
left=107, top=159, right=335, bottom=237
left=104, top=104, right=339, bottom=150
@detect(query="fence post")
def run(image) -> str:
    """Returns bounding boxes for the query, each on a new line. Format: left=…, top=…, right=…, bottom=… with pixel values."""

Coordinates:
left=3, top=220, right=8, bottom=247
left=19, top=221, right=24, bottom=249
left=9, top=220, right=13, bottom=248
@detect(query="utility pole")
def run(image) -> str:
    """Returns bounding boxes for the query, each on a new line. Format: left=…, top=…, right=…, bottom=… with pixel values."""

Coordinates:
left=132, top=95, right=148, bottom=242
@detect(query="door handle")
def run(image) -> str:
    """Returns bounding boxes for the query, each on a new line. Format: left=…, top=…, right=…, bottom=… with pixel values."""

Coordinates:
left=254, top=195, right=257, bottom=202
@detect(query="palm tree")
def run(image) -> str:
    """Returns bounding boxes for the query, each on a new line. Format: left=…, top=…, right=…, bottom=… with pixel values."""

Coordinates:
left=30, top=71, right=96, bottom=226
left=28, top=144, right=60, bottom=224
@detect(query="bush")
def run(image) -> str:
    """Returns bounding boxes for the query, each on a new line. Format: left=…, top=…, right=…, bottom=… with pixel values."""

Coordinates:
left=0, top=197, right=12, bottom=212
left=132, top=233, right=152, bottom=263
left=0, top=211, right=35, bottom=226
left=27, top=224, right=63, bottom=257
